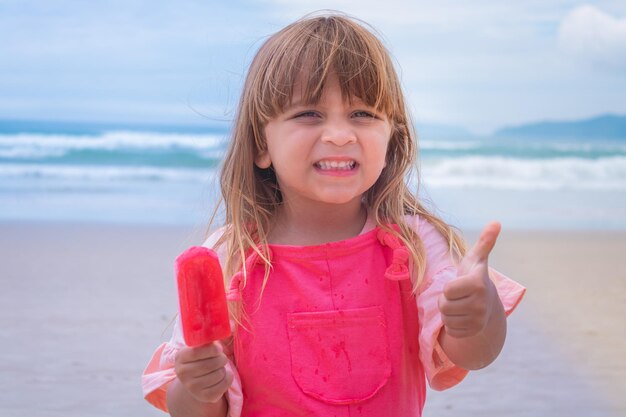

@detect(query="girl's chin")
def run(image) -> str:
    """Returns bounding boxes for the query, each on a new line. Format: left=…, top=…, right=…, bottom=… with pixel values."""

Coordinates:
left=309, top=195, right=365, bottom=207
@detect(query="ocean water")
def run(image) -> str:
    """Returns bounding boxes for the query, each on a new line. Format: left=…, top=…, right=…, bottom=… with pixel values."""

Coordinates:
left=1, top=123, right=625, bottom=230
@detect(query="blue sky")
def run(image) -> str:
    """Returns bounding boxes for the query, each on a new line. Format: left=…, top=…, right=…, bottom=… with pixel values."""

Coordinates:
left=1, top=0, right=625, bottom=134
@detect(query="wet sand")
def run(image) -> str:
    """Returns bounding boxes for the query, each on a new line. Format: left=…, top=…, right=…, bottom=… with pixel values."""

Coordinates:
left=425, top=229, right=626, bottom=417
left=0, top=222, right=624, bottom=416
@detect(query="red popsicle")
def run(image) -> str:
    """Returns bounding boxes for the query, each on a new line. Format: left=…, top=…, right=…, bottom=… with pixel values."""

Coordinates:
left=175, top=246, right=231, bottom=347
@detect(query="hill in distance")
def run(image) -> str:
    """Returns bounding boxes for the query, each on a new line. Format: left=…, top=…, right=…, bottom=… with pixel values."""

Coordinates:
left=493, top=114, right=626, bottom=139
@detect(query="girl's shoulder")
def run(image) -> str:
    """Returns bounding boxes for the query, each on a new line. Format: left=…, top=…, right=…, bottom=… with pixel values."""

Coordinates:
left=402, top=214, right=443, bottom=243
left=402, top=214, right=456, bottom=278
left=202, top=225, right=228, bottom=248
left=367, top=212, right=450, bottom=259
left=201, top=225, right=229, bottom=266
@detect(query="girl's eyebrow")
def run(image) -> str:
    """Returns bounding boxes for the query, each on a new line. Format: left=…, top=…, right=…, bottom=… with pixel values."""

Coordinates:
left=285, top=98, right=370, bottom=110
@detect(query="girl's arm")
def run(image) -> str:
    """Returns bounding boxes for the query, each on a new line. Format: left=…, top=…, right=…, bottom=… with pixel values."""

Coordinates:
left=437, top=222, right=508, bottom=370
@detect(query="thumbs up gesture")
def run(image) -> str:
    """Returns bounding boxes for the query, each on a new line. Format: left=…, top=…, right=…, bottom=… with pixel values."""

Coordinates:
left=438, top=221, right=502, bottom=339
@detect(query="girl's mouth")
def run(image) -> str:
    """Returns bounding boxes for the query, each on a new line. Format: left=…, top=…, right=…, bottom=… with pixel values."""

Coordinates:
left=314, top=160, right=357, bottom=171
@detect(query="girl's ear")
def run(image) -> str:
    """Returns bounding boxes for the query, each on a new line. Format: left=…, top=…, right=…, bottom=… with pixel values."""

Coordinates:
left=255, top=151, right=272, bottom=169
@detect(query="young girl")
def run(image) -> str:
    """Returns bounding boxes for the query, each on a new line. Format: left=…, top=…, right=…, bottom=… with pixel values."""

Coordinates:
left=142, top=13, right=525, bottom=417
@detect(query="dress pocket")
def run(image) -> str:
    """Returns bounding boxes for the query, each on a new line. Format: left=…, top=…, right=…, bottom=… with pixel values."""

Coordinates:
left=286, top=306, right=391, bottom=405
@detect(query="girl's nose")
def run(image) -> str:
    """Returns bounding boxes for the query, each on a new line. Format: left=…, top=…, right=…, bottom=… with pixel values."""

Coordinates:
left=320, top=123, right=357, bottom=146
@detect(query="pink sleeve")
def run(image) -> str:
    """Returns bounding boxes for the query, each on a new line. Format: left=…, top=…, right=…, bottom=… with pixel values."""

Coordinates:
left=410, top=216, right=526, bottom=391
left=141, top=226, right=244, bottom=415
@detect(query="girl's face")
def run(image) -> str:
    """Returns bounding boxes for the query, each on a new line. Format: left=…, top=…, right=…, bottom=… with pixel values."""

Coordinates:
left=256, top=73, right=392, bottom=211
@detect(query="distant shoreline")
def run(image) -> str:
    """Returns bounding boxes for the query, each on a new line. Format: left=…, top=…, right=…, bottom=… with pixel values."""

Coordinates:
left=0, top=118, right=231, bottom=136
left=2, top=113, right=625, bottom=139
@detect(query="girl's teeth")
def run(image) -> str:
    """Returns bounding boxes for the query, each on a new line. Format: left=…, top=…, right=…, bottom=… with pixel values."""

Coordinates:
left=317, top=161, right=355, bottom=170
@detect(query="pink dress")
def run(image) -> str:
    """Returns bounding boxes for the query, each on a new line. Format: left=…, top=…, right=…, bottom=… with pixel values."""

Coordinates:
left=142, top=215, right=525, bottom=416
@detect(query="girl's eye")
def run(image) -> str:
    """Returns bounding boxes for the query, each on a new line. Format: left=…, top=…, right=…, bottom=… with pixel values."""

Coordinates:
left=353, top=110, right=376, bottom=119
left=295, top=111, right=320, bottom=118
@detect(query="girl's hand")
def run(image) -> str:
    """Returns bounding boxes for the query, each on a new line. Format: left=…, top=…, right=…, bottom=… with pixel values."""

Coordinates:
left=439, top=221, right=501, bottom=339
left=174, top=341, right=234, bottom=404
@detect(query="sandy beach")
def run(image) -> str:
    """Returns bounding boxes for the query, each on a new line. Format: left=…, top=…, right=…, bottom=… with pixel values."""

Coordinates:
left=0, top=221, right=624, bottom=417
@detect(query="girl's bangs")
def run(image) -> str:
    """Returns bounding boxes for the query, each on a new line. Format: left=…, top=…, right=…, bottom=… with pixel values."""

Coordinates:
left=261, top=18, right=398, bottom=119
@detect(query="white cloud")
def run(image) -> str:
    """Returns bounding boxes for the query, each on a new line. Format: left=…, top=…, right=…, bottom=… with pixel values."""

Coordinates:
left=558, top=5, right=626, bottom=70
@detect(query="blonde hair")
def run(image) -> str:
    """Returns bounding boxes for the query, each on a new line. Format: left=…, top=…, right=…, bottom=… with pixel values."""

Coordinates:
left=210, top=12, right=466, bottom=323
